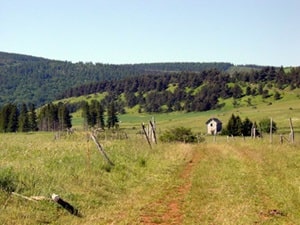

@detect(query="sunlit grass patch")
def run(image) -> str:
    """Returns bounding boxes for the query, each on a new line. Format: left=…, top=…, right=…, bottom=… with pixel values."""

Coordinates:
left=183, top=141, right=300, bottom=224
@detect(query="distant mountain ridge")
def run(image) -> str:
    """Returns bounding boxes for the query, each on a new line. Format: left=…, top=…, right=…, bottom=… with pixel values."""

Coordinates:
left=0, top=51, right=269, bottom=107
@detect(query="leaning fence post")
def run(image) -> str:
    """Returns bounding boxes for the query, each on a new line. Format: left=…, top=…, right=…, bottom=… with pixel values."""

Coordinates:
left=90, top=133, right=114, bottom=166
left=142, top=123, right=152, bottom=148
left=149, top=120, right=157, bottom=144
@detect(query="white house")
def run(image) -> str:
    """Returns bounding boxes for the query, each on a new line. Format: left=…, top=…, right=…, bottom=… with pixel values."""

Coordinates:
left=206, top=118, right=222, bottom=135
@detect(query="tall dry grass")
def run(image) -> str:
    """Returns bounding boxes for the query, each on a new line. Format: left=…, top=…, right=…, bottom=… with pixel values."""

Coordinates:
left=0, top=131, right=194, bottom=224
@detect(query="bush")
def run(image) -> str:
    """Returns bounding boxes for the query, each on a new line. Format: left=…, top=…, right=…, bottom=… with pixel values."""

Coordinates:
left=159, top=127, right=202, bottom=143
left=0, top=167, right=17, bottom=192
left=259, top=118, right=277, bottom=133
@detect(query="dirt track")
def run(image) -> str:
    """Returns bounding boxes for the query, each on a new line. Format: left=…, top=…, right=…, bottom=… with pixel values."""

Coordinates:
left=140, top=149, right=201, bottom=224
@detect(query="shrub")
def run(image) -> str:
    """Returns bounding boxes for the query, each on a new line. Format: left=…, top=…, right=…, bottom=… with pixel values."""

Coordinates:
left=159, top=127, right=200, bottom=143
left=259, top=118, right=277, bottom=133
left=274, top=91, right=281, bottom=100
left=0, top=167, right=17, bottom=192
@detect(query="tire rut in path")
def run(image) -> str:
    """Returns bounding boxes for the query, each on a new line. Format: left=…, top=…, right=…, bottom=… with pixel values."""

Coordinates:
left=140, top=149, right=201, bottom=225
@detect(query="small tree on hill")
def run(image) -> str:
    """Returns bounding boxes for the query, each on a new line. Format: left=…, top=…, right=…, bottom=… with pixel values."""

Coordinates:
left=232, top=84, right=243, bottom=99
left=274, top=91, right=281, bottom=100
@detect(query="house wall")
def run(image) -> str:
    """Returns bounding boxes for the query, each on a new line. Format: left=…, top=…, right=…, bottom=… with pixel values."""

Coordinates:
left=207, top=121, right=217, bottom=135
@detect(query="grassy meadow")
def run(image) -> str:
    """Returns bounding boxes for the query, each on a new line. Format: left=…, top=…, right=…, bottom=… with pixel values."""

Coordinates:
left=1, top=96, right=300, bottom=224
left=185, top=140, right=300, bottom=225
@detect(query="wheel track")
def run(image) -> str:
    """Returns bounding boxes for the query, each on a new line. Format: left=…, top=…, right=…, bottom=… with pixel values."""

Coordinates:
left=140, top=147, right=201, bottom=224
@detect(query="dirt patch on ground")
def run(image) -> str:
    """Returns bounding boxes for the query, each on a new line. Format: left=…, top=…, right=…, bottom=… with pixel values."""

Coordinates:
left=140, top=148, right=201, bottom=224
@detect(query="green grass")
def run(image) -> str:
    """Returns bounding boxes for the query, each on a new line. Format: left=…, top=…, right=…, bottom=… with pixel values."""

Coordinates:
left=0, top=132, right=191, bottom=224
left=1, top=133, right=300, bottom=224
left=1, top=90, right=300, bottom=224
left=118, top=94, right=300, bottom=135
left=184, top=140, right=300, bottom=225
left=53, top=92, right=108, bottom=105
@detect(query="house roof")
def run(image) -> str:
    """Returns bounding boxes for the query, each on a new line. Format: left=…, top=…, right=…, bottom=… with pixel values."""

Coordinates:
left=205, top=118, right=222, bottom=125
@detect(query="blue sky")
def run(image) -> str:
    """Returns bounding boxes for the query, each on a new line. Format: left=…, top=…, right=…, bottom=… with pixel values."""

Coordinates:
left=1, top=0, right=299, bottom=66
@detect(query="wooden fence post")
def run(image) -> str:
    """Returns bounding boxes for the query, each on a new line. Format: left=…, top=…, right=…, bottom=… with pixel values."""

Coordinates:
left=142, top=123, right=152, bottom=148
left=90, top=133, right=114, bottom=166
left=149, top=120, right=157, bottom=144
left=280, top=134, right=283, bottom=144
left=289, top=118, right=294, bottom=143
left=270, top=117, right=273, bottom=144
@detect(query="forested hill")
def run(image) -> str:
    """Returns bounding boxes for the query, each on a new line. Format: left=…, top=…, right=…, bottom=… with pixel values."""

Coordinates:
left=1, top=51, right=266, bottom=107
left=0, top=52, right=140, bottom=106
left=58, top=66, right=300, bottom=113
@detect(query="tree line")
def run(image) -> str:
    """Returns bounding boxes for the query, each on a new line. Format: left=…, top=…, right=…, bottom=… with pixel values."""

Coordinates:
left=0, top=102, right=71, bottom=132
left=38, top=103, right=72, bottom=131
left=0, top=100, right=120, bottom=133
left=222, top=114, right=277, bottom=136
left=0, top=103, right=38, bottom=132
left=81, top=100, right=119, bottom=130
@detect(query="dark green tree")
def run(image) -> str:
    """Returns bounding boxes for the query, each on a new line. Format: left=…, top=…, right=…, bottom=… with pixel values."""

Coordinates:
left=275, top=67, right=286, bottom=89
left=226, top=114, right=243, bottom=136
left=38, top=103, right=71, bottom=131
left=7, top=104, right=19, bottom=132
left=38, top=105, right=48, bottom=131
left=48, top=103, right=59, bottom=131
left=89, top=100, right=97, bottom=127
left=274, top=91, right=281, bottom=100
left=262, top=89, right=270, bottom=99
left=106, top=102, right=119, bottom=129
left=251, top=87, right=258, bottom=96
left=28, top=103, right=38, bottom=131
left=18, top=103, right=30, bottom=132
left=96, top=102, right=105, bottom=129
left=58, top=103, right=72, bottom=130
left=258, top=83, right=264, bottom=95
left=0, top=104, right=13, bottom=132
left=241, top=117, right=253, bottom=136
left=81, top=101, right=91, bottom=130
left=0, top=104, right=9, bottom=132
left=232, top=84, right=243, bottom=99
left=125, top=92, right=138, bottom=108
left=245, top=86, right=251, bottom=96
left=89, top=100, right=105, bottom=129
